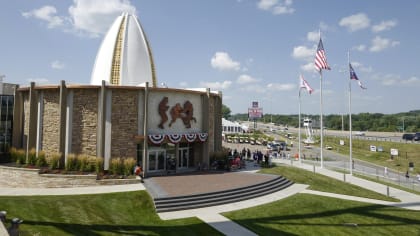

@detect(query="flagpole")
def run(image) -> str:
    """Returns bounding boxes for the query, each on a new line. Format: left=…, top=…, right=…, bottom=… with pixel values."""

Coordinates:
left=320, top=70, right=324, bottom=168
left=298, top=80, right=302, bottom=164
left=348, top=51, right=353, bottom=175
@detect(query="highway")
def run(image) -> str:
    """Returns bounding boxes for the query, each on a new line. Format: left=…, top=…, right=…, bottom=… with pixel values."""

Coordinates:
left=225, top=121, right=420, bottom=191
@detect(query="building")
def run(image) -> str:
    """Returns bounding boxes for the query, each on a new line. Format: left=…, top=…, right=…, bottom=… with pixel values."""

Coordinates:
left=11, top=13, right=223, bottom=176
left=0, top=81, right=17, bottom=155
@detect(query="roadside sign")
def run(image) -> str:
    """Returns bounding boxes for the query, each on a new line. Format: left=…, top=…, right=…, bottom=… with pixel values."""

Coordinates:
left=370, top=145, right=376, bottom=152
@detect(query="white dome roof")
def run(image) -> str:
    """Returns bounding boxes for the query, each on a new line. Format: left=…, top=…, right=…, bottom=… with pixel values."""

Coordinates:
left=90, top=13, right=157, bottom=87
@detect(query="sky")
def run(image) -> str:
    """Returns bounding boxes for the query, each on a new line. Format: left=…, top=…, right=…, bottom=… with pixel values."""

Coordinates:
left=1, top=0, right=420, bottom=115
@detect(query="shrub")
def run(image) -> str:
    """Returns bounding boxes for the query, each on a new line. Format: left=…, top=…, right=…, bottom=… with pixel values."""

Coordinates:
left=86, top=155, right=96, bottom=172
left=94, top=157, right=104, bottom=174
left=78, top=154, right=88, bottom=172
left=27, top=148, right=37, bottom=166
left=109, top=158, right=123, bottom=175
left=46, top=152, right=61, bottom=169
left=123, top=157, right=137, bottom=176
left=65, top=153, right=78, bottom=171
left=36, top=150, right=47, bottom=167
left=16, top=149, right=26, bottom=165
left=10, top=147, right=18, bottom=162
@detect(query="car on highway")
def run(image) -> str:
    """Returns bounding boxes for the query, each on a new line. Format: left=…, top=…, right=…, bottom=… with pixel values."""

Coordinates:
left=402, top=133, right=414, bottom=141
left=413, top=132, right=420, bottom=141
left=355, top=131, right=365, bottom=136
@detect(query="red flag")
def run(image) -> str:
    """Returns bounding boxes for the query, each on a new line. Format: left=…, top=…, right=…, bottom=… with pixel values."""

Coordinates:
left=314, top=38, right=330, bottom=72
left=299, top=74, right=314, bottom=94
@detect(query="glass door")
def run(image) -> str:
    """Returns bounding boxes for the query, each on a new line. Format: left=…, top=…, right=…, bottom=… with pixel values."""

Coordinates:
left=178, top=147, right=189, bottom=169
left=148, top=149, right=166, bottom=172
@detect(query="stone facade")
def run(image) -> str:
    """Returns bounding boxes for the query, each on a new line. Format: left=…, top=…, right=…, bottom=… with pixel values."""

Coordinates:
left=14, top=82, right=222, bottom=174
left=41, top=90, right=60, bottom=154
left=0, top=165, right=139, bottom=188
left=23, top=94, right=30, bottom=148
left=71, top=89, right=98, bottom=156
left=110, top=89, right=138, bottom=158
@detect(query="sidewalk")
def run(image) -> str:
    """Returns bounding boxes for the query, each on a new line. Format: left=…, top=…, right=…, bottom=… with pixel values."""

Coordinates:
left=0, top=183, right=145, bottom=196
left=272, top=158, right=420, bottom=210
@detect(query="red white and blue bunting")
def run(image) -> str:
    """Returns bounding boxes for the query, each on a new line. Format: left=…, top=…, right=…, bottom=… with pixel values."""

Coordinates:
left=148, top=133, right=208, bottom=144
left=184, top=133, right=197, bottom=143
left=198, top=133, right=208, bottom=142
left=148, top=134, right=166, bottom=144
left=168, top=134, right=183, bottom=144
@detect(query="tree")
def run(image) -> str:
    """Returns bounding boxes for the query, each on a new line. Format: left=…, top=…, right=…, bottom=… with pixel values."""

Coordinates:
left=222, top=104, right=231, bottom=119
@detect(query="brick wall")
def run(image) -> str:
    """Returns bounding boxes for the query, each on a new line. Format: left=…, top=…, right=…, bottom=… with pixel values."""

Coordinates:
left=71, top=89, right=98, bottom=156
left=42, top=90, right=60, bottom=154
left=111, top=89, right=138, bottom=158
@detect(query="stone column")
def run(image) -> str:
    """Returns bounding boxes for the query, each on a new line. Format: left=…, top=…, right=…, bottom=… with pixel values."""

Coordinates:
left=97, top=81, right=107, bottom=159
left=58, top=80, right=67, bottom=165
left=200, top=88, right=210, bottom=166
left=26, top=82, right=38, bottom=159
left=142, top=82, right=149, bottom=178
left=213, top=92, right=223, bottom=151
left=12, top=85, right=23, bottom=148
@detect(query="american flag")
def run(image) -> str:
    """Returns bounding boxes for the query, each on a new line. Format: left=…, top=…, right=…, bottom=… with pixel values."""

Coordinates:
left=299, top=74, right=314, bottom=94
left=314, top=38, right=330, bottom=72
left=349, top=63, right=367, bottom=89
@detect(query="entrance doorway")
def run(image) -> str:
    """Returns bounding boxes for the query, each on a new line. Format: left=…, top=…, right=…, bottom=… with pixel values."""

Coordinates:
left=178, top=143, right=194, bottom=170
left=148, top=148, right=166, bottom=172
left=178, top=147, right=189, bottom=169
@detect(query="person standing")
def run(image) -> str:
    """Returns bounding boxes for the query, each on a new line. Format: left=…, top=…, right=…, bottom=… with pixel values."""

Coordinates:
left=134, top=164, right=144, bottom=183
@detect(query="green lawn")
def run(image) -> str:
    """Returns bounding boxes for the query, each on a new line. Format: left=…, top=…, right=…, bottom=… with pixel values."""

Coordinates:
left=0, top=191, right=222, bottom=236
left=223, top=194, right=420, bottom=236
left=259, top=165, right=399, bottom=202
left=324, top=136, right=420, bottom=174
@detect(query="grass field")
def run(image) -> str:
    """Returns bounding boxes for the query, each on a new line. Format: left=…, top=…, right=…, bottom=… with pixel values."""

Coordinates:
left=223, top=194, right=420, bottom=236
left=0, top=191, right=222, bottom=236
left=259, top=165, right=399, bottom=202
left=323, top=136, right=420, bottom=174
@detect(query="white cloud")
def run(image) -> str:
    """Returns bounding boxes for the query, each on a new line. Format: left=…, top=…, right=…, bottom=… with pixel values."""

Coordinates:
left=402, top=76, right=420, bottom=85
left=51, top=60, right=65, bottom=69
left=301, top=62, right=314, bottom=72
left=68, top=0, right=137, bottom=37
left=22, top=5, right=64, bottom=28
left=257, top=0, right=278, bottom=10
left=353, top=44, right=366, bottom=52
left=23, top=1, right=137, bottom=37
left=267, top=83, right=296, bottom=91
left=236, top=74, right=259, bottom=84
left=339, top=13, right=370, bottom=32
left=291, top=45, right=314, bottom=61
left=200, top=80, right=232, bottom=90
left=372, top=20, right=397, bottom=33
left=211, top=52, right=240, bottom=71
left=257, top=0, right=294, bottom=15
left=240, top=84, right=266, bottom=93
left=369, top=36, right=400, bottom=52
left=307, top=31, right=319, bottom=42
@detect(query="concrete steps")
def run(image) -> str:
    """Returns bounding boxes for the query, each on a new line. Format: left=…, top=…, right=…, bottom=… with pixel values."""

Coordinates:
left=154, top=176, right=293, bottom=212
